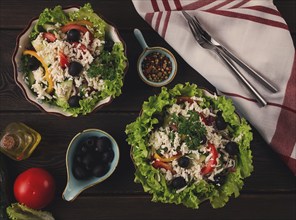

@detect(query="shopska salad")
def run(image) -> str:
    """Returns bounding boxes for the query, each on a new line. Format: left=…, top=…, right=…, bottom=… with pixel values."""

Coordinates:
left=126, top=83, right=253, bottom=209
left=20, top=4, right=127, bottom=116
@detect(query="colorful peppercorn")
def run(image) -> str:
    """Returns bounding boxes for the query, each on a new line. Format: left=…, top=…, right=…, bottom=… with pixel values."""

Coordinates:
left=141, top=52, right=172, bottom=83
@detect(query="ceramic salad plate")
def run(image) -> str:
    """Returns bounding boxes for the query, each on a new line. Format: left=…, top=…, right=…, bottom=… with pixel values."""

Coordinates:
left=126, top=83, right=253, bottom=209
left=13, top=4, right=128, bottom=117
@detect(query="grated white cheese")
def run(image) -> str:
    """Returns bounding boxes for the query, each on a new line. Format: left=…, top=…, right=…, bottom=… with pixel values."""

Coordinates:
left=28, top=28, right=108, bottom=102
left=148, top=130, right=171, bottom=150
left=149, top=95, right=238, bottom=185
left=32, top=67, right=44, bottom=82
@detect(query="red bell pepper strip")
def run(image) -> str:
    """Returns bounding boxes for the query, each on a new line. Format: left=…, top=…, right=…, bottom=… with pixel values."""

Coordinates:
left=43, top=32, right=56, bottom=42
left=61, top=24, right=93, bottom=43
left=176, top=96, right=194, bottom=104
left=200, top=143, right=218, bottom=175
left=59, top=51, right=69, bottom=68
left=61, top=24, right=89, bottom=34
left=72, top=42, right=88, bottom=52
left=152, top=160, right=175, bottom=174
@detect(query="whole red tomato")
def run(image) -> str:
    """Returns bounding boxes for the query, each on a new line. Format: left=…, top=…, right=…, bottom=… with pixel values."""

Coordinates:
left=13, top=168, right=56, bottom=209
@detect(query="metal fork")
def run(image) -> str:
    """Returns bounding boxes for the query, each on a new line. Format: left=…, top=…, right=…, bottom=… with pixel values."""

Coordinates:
left=182, top=11, right=273, bottom=106
left=189, top=13, right=278, bottom=93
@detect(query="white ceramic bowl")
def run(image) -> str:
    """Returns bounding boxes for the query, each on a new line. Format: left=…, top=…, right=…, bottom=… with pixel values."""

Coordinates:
left=63, top=129, right=120, bottom=201
left=137, top=47, right=177, bottom=87
left=134, top=29, right=177, bottom=87
left=12, top=6, right=128, bottom=116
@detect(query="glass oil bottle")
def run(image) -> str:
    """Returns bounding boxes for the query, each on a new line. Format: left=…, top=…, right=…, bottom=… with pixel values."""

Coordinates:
left=0, top=122, right=41, bottom=160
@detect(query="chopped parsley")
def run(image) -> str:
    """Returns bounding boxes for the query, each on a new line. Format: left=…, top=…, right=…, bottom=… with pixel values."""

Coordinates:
left=171, top=110, right=206, bottom=150
left=87, top=44, right=121, bottom=80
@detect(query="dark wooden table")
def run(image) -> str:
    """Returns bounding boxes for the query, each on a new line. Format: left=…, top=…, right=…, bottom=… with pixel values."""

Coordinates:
left=0, top=1, right=295, bottom=219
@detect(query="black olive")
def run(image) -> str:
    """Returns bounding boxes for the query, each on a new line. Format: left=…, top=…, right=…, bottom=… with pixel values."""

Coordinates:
left=171, top=177, right=187, bottom=189
left=178, top=156, right=190, bottom=168
left=75, top=143, right=88, bottom=157
left=80, top=144, right=88, bottom=153
left=68, top=95, right=81, bottom=108
left=67, top=29, right=80, bottom=42
left=82, top=153, right=96, bottom=169
left=84, top=136, right=97, bottom=148
left=27, top=56, right=40, bottom=71
left=104, top=39, right=114, bottom=52
left=211, top=174, right=226, bottom=186
left=200, top=134, right=207, bottom=145
left=75, top=155, right=83, bottom=164
left=94, top=144, right=105, bottom=154
left=225, top=141, right=239, bottom=155
left=68, top=61, right=83, bottom=76
left=154, top=113, right=164, bottom=128
left=95, top=137, right=112, bottom=152
left=92, top=164, right=108, bottom=177
left=101, top=150, right=114, bottom=163
left=216, top=110, right=223, bottom=117
left=73, top=165, right=89, bottom=180
left=216, top=115, right=227, bottom=130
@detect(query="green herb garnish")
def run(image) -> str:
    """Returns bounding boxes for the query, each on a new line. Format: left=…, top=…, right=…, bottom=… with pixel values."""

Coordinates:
left=171, top=110, right=206, bottom=150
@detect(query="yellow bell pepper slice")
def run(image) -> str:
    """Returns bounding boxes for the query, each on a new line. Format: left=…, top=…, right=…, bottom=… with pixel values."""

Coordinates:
left=23, top=50, right=54, bottom=93
left=66, top=20, right=93, bottom=27
left=153, top=152, right=181, bottom=163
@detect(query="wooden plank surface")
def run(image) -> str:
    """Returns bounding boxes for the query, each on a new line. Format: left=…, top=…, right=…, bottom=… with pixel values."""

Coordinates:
left=0, top=1, right=295, bottom=220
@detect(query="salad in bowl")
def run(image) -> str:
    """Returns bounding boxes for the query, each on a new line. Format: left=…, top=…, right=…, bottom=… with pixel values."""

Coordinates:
left=126, top=83, right=253, bottom=209
left=13, top=4, right=127, bottom=116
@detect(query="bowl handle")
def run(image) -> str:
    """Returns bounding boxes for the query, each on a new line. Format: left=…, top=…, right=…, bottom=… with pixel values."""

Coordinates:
left=134, top=28, right=149, bottom=49
left=62, top=181, right=82, bottom=202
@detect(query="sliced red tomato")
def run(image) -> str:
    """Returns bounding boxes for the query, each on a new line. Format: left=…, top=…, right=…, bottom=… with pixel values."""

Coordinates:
left=59, top=51, right=69, bottom=68
left=152, top=160, right=175, bottom=174
left=200, top=143, right=218, bottom=175
left=43, top=32, right=56, bottom=42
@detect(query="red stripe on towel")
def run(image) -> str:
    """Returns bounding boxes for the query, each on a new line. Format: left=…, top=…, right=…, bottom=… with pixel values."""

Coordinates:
left=151, top=0, right=160, bottom=11
left=208, top=0, right=234, bottom=10
left=221, top=92, right=296, bottom=113
left=162, top=0, right=171, bottom=11
left=230, top=0, right=250, bottom=9
left=161, top=11, right=171, bottom=38
left=144, top=12, right=154, bottom=24
left=174, top=0, right=182, bottom=10
left=244, top=5, right=281, bottom=16
left=205, top=9, right=288, bottom=30
left=182, top=0, right=217, bottom=10
left=155, top=11, right=163, bottom=32
left=271, top=52, right=296, bottom=174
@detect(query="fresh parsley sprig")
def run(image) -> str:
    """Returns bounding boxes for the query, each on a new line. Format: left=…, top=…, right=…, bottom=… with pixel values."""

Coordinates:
left=171, top=110, right=206, bottom=150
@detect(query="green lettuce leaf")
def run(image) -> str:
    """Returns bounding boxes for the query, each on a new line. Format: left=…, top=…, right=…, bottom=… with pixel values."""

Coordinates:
left=126, top=83, right=253, bottom=209
left=6, top=203, right=54, bottom=220
left=68, top=3, right=106, bottom=39
left=30, top=5, right=69, bottom=40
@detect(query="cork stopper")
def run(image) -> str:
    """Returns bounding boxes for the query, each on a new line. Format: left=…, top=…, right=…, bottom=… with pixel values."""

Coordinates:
left=0, top=134, right=18, bottom=150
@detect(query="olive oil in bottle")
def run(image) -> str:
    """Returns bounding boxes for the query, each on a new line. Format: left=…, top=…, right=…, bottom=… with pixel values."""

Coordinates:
left=0, top=122, right=41, bottom=160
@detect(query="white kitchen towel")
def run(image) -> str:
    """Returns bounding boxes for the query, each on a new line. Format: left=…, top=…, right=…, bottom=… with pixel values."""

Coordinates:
left=132, top=0, right=296, bottom=175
